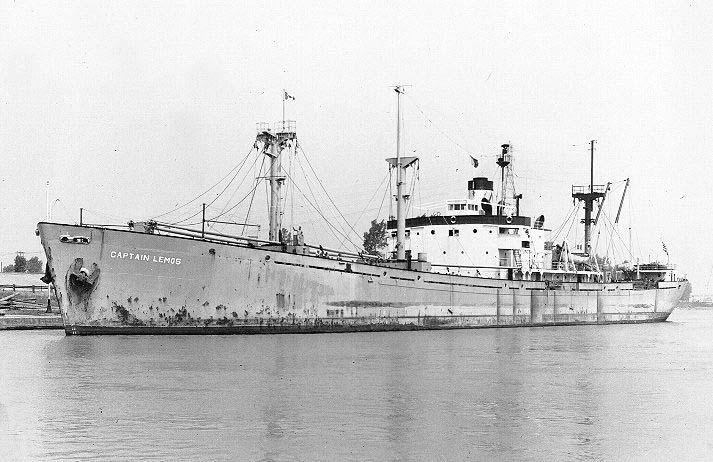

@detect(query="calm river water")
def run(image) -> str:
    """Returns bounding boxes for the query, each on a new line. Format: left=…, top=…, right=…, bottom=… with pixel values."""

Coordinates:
left=1, top=308, right=712, bottom=461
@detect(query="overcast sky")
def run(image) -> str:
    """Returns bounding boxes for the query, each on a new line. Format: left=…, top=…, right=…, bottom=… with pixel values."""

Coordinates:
left=1, top=1, right=711, bottom=291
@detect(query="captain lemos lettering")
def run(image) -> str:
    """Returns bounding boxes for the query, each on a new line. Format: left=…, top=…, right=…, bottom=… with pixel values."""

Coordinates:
left=109, top=250, right=182, bottom=265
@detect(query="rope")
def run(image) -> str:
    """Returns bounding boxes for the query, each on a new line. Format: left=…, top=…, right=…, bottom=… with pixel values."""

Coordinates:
left=297, top=144, right=364, bottom=243
left=292, top=156, right=356, bottom=250
left=600, top=211, right=634, bottom=261
left=336, top=171, right=390, bottom=249
left=241, top=156, right=267, bottom=236
left=405, top=94, right=477, bottom=158
left=170, top=146, right=260, bottom=225
left=283, top=169, right=361, bottom=252
left=151, top=146, right=255, bottom=220
left=207, top=169, right=265, bottom=222
left=548, top=203, right=579, bottom=243
left=208, top=151, right=264, bottom=221
left=376, top=176, right=390, bottom=221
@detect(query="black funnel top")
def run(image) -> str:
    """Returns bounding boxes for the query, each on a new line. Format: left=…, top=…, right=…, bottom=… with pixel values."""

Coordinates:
left=468, top=177, right=493, bottom=191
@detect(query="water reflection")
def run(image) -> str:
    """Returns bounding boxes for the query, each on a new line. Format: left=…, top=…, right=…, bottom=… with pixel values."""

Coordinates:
left=0, top=309, right=709, bottom=460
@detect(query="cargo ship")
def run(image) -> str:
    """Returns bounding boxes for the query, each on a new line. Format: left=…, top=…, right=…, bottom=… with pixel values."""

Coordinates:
left=37, top=88, right=689, bottom=335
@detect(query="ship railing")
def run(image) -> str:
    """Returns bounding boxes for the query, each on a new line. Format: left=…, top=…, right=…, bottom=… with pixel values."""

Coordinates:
left=255, top=120, right=297, bottom=135
left=636, top=263, right=676, bottom=271
left=256, top=122, right=271, bottom=133
left=0, top=284, right=49, bottom=292
left=153, top=222, right=380, bottom=263
left=274, top=120, right=296, bottom=133
left=549, top=261, right=605, bottom=275
left=571, top=185, right=607, bottom=195
left=551, top=261, right=580, bottom=272
left=431, top=263, right=518, bottom=270
left=156, top=222, right=278, bottom=246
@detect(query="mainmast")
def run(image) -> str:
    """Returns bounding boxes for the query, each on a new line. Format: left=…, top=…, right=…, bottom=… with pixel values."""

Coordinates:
left=386, top=86, right=417, bottom=261
left=572, top=140, right=606, bottom=255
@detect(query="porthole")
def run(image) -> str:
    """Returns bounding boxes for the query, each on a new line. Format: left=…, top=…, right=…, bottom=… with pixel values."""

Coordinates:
left=443, top=251, right=446, bottom=255
left=485, top=251, right=489, bottom=255
left=473, top=229, right=477, bottom=233
left=431, top=230, right=435, bottom=235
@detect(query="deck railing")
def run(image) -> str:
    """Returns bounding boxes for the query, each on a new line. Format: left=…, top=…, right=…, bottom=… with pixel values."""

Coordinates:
left=571, top=185, right=607, bottom=195
left=256, top=120, right=297, bottom=134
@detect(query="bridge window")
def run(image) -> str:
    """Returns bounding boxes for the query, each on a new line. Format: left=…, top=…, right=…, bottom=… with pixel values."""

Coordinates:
left=448, top=229, right=460, bottom=237
left=468, top=204, right=478, bottom=211
left=522, top=241, right=530, bottom=248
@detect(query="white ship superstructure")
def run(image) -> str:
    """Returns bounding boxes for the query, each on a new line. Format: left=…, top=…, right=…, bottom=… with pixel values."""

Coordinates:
left=386, top=174, right=553, bottom=280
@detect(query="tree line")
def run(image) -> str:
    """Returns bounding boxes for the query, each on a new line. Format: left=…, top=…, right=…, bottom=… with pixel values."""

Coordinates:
left=3, top=255, right=43, bottom=273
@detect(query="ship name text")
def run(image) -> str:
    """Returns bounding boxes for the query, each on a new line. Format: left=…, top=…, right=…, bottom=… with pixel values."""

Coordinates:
left=109, top=250, right=182, bottom=265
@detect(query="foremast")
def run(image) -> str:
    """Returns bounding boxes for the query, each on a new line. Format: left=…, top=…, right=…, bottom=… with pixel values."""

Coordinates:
left=255, top=120, right=296, bottom=242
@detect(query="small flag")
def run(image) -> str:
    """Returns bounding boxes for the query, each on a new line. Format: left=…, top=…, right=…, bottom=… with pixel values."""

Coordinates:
left=470, top=155, right=479, bottom=168
left=662, top=241, right=668, bottom=255
left=284, top=91, right=295, bottom=101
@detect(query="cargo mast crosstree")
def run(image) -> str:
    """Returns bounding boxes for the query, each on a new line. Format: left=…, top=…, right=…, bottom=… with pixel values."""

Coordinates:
left=571, top=140, right=607, bottom=256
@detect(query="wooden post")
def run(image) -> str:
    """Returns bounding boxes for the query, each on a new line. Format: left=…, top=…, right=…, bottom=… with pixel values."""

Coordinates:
left=46, top=283, right=52, bottom=313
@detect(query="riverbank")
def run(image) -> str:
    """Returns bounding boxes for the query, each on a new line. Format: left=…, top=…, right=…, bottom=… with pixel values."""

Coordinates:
left=0, top=313, right=63, bottom=330
left=0, top=275, right=62, bottom=329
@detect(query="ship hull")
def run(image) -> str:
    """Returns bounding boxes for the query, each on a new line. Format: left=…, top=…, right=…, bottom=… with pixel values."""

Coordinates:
left=38, top=223, right=687, bottom=336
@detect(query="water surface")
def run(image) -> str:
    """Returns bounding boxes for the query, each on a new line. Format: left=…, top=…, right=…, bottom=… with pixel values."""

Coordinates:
left=1, top=309, right=712, bottom=461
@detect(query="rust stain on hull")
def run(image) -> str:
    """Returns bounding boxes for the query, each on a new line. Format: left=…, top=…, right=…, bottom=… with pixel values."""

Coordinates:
left=64, top=314, right=672, bottom=336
